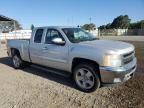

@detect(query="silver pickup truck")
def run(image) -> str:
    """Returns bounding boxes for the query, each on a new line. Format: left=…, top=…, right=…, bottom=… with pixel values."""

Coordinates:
left=7, top=26, right=137, bottom=92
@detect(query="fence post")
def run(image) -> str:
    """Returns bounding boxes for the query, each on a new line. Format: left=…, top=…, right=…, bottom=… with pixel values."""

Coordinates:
left=22, top=33, right=23, bottom=39
left=98, top=29, right=100, bottom=39
left=5, top=33, right=6, bottom=40
left=0, top=39, right=1, bottom=50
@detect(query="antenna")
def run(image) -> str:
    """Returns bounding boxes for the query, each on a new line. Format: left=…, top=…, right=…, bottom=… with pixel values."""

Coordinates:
left=89, top=17, right=92, bottom=24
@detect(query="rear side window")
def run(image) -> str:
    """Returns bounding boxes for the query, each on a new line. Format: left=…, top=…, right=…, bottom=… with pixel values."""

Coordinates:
left=34, top=29, right=44, bottom=43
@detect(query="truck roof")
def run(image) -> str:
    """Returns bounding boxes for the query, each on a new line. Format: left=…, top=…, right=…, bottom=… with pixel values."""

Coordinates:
left=35, top=26, right=78, bottom=29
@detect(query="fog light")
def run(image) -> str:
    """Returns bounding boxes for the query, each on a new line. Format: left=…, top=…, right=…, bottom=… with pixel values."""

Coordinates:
left=113, top=78, right=121, bottom=83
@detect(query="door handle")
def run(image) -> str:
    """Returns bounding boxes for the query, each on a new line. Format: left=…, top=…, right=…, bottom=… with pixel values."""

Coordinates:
left=42, top=46, right=48, bottom=50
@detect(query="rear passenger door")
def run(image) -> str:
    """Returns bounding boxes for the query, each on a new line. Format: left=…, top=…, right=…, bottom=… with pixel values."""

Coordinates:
left=30, top=28, right=45, bottom=64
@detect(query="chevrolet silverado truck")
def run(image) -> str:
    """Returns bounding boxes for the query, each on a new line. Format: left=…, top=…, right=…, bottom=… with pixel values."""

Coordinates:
left=7, top=26, right=137, bottom=92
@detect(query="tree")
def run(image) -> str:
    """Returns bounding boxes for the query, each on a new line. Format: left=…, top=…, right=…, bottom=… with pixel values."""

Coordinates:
left=31, top=24, right=34, bottom=30
left=111, top=15, right=131, bottom=29
left=105, top=23, right=111, bottom=29
left=98, top=15, right=144, bottom=30
left=98, top=23, right=112, bottom=30
left=129, top=20, right=144, bottom=29
left=13, top=20, right=23, bottom=30
left=0, top=20, right=22, bottom=32
left=99, top=15, right=131, bottom=29
left=81, top=23, right=96, bottom=31
left=98, top=25, right=106, bottom=30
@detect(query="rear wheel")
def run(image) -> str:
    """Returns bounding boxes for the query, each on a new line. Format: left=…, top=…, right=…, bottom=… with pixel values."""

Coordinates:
left=73, top=63, right=100, bottom=92
left=12, top=54, right=29, bottom=69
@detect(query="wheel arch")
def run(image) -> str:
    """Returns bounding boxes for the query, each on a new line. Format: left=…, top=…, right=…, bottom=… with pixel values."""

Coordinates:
left=11, top=48, right=21, bottom=57
left=72, top=57, right=101, bottom=81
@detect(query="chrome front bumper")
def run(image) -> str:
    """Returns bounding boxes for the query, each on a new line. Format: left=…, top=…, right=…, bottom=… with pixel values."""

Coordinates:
left=100, top=57, right=137, bottom=84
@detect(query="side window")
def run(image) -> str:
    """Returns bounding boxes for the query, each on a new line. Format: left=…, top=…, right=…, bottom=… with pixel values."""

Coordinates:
left=34, top=29, right=44, bottom=43
left=45, top=29, right=63, bottom=44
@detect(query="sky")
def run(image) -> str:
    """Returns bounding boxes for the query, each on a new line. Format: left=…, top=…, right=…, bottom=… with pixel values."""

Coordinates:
left=0, top=0, right=144, bottom=29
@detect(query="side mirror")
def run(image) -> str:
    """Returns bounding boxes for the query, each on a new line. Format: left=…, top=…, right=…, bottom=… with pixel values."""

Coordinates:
left=52, top=38, right=65, bottom=45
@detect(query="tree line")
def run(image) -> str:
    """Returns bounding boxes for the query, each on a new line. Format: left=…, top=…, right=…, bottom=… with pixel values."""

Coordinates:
left=81, top=15, right=144, bottom=30
left=98, top=15, right=144, bottom=29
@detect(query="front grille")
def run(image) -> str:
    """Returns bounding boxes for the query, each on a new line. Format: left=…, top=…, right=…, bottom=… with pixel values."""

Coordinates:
left=129, top=66, right=136, bottom=72
left=123, top=51, right=134, bottom=58
left=123, top=51, right=134, bottom=64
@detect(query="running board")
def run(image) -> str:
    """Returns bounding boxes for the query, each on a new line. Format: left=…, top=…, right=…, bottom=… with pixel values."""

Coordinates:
left=31, top=64, right=71, bottom=77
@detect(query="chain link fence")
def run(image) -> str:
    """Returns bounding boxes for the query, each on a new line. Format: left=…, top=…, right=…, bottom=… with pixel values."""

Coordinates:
left=0, top=32, right=31, bottom=49
left=99, top=29, right=144, bottom=36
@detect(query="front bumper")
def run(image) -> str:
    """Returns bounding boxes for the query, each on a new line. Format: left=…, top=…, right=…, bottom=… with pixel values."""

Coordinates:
left=100, top=57, right=137, bottom=84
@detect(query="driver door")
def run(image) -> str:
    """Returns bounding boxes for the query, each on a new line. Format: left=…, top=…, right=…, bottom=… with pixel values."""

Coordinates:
left=41, top=29, right=69, bottom=71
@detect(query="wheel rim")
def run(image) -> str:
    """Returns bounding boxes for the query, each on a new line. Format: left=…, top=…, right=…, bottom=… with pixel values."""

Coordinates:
left=75, top=68, right=95, bottom=90
left=13, top=56, right=21, bottom=67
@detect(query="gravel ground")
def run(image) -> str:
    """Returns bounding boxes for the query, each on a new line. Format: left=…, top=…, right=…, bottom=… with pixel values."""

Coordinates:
left=0, top=45, right=144, bottom=108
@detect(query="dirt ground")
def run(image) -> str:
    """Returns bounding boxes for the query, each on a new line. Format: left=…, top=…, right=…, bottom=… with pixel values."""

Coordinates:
left=0, top=44, right=144, bottom=108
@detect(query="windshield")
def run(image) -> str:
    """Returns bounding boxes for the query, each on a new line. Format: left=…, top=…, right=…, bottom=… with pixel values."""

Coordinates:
left=62, top=28, right=97, bottom=43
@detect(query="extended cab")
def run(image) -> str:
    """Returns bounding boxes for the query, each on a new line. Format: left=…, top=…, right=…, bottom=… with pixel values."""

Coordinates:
left=7, top=26, right=137, bottom=92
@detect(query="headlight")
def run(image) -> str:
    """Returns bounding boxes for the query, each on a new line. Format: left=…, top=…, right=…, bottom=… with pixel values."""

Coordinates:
left=103, top=53, right=122, bottom=67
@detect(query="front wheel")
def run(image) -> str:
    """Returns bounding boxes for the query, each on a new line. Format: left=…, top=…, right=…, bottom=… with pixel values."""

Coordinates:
left=73, top=63, right=100, bottom=92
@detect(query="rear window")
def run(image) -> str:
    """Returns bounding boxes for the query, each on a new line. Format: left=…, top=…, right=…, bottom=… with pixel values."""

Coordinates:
left=34, top=29, right=44, bottom=43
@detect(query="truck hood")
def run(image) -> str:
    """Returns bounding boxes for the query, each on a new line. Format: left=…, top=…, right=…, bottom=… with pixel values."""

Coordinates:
left=79, top=40, right=134, bottom=54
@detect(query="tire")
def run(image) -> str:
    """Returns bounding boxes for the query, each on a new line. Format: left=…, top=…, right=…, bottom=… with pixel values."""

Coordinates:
left=12, top=54, right=29, bottom=69
left=73, top=63, right=100, bottom=92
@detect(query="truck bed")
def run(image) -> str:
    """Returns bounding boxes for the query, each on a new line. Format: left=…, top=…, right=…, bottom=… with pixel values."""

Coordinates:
left=7, top=39, right=31, bottom=62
